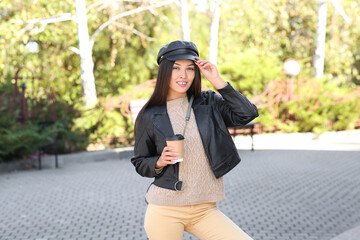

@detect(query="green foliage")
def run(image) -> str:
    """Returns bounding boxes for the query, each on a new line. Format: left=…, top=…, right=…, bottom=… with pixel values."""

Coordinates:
left=256, top=79, right=360, bottom=134
left=72, top=84, right=140, bottom=148
left=0, top=117, right=88, bottom=163
left=219, top=0, right=360, bottom=82
left=220, top=51, right=282, bottom=97
left=0, top=78, right=88, bottom=162
left=0, top=117, right=46, bottom=162
left=0, top=0, right=81, bottom=105
left=42, top=121, right=89, bottom=154
left=73, top=105, right=133, bottom=148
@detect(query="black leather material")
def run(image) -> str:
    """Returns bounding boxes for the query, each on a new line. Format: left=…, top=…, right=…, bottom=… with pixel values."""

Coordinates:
left=131, top=83, right=259, bottom=191
left=157, top=40, right=199, bottom=65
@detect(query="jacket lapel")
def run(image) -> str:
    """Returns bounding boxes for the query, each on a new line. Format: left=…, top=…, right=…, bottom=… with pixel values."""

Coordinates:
left=193, top=104, right=210, bottom=143
left=152, top=103, right=174, bottom=138
left=151, top=95, right=209, bottom=140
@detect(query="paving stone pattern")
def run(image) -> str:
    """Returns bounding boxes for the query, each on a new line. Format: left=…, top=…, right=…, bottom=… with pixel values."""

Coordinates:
left=0, top=150, right=360, bottom=240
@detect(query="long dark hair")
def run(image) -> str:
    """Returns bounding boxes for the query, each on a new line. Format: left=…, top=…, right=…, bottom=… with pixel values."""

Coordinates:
left=134, top=59, right=202, bottom=135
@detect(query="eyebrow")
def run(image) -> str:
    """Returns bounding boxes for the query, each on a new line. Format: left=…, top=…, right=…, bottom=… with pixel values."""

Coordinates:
left=174, top=63, right=195, bottom=66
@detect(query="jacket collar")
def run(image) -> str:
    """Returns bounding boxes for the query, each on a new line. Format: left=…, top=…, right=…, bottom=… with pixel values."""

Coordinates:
left=152, top=101, right=174, bottom=137
left=151, top=93, right=205, bottom=137
left=187, top=92, right=206, bottom=106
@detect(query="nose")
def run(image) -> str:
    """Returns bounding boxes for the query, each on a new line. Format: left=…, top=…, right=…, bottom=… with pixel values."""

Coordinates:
left=179, top=69, right=186, bottom=78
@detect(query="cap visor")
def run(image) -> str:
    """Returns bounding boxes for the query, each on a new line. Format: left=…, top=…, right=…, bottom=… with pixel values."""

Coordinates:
left=167, top=54, right=197, bottom=62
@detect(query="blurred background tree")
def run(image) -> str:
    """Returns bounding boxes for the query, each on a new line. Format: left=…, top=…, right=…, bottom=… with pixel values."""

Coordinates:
left=0, top=0, right=359, bottom=161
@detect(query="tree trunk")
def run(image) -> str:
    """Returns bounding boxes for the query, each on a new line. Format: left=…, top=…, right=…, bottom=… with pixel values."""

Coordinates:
left=75, top=0, right=97, bottom=108
left=180, top=0, right=190, bottom=41
left=330, top=1, right=339, bottom=48
left=109, top=3, right=120, bottom=68
left=313, top=0, right=327, bottom=79
left=209, top=0, right=221, bottom=65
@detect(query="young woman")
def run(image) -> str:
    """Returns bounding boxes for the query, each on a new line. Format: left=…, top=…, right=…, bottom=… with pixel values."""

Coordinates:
left=131, top=40, right=258, bottom=240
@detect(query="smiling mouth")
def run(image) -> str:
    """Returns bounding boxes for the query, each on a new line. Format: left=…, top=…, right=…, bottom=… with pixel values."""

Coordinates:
left=177, top=81, right=187, bottom=87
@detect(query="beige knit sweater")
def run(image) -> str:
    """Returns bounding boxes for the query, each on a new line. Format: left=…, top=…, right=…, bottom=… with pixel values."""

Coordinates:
left=145, top=96, right=225, bottom=205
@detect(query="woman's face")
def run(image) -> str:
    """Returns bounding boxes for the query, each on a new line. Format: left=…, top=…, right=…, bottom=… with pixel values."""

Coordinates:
left=167, top=59, right=195, bottom=100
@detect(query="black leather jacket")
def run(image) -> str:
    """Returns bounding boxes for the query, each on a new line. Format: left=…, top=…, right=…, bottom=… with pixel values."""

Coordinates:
left=131, top=83, right=259, bottom=191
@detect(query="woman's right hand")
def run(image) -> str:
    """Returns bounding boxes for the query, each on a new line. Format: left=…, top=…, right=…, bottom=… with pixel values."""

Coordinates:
left=156, top=146, right=178, bottom=168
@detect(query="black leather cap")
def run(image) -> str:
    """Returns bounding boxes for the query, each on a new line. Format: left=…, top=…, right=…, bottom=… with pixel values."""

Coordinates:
left=157, top=40, right=199, bottom=65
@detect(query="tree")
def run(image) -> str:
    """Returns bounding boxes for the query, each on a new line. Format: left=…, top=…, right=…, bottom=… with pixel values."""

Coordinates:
left=2, top=0, right=359, bottom=150
left=75, top=0, right=97, bottom=108
left=313, top=0, right=328, bottom=79
left=313, top=0, right=351, bottom=79
left=180, top=0, right=191, bottom=41
left=208, top=0, right=221, bottom=65
left=10, top=0, right=176, bottom=108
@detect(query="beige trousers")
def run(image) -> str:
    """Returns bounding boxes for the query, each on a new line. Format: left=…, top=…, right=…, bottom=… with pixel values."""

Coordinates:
left=144, top=202, right=253, bottom=240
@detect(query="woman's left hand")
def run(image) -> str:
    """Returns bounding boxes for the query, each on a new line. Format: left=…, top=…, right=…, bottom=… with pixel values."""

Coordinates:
left=195, top=57, right=227, bottom=89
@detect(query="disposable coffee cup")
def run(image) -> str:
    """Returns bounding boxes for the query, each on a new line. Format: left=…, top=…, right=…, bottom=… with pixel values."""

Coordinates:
left=166, top=134, right=185, bottom=162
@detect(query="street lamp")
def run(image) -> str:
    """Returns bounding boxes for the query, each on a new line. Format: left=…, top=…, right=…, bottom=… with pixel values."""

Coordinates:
left=25, top=41, right=40, bottom=53
left=283, top=59, right=301, bottom=100
left=283, top=59, right=301, bottom=77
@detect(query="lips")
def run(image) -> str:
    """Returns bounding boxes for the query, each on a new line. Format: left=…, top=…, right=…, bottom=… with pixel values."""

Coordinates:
left=177, top=81, right=187, bottom=87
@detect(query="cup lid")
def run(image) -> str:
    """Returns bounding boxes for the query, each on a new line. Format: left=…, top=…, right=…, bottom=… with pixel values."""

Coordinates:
left=166, top=134, right=184, bottom=141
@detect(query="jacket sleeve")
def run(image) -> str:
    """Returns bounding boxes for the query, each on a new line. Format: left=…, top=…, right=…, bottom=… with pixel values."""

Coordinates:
left=130, top=114, right=162, bottom=178
left=216, top=82, right=259, bottom=126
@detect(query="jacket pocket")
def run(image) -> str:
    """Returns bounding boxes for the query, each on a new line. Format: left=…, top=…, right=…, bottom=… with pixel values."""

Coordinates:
left=210, top=128, right=237, bottom=168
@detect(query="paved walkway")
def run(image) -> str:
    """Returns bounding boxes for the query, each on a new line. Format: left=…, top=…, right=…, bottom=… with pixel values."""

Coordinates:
left=0, top=131, right=360, bottom=240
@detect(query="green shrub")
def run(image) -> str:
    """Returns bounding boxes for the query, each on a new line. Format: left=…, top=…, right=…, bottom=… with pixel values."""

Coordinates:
left=41, top=120, right=89, bottom=153
left=0, top=80, right=89, bottom=162
left=0, top=114, right=88, bottom=162
left=0, top=121, right=47, bottom=162
left=73, top=100, right=134, bottom=148
left=256, top=78, right=360, bottom=134
left=220, top=51, right=283, bottom=97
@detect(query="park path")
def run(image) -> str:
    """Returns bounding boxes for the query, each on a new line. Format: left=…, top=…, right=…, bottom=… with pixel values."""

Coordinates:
left=1, top=131, right=360, bottom=240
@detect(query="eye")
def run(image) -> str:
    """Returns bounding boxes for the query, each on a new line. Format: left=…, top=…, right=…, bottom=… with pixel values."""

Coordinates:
left=187, top=67, right=194, bottom=71
left=172, top=67, right=179, bottom=70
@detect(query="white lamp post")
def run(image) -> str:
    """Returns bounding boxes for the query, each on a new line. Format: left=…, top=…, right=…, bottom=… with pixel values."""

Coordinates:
left=283, top=59, right=301, bottom=100
left=283, top=59, right=301, bottom=77
left=25, top=41, right=40, bottom=53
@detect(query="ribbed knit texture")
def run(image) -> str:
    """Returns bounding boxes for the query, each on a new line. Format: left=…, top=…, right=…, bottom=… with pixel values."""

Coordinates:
left=145, top=96, right=225, bottom=205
